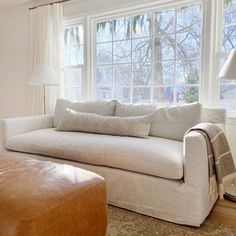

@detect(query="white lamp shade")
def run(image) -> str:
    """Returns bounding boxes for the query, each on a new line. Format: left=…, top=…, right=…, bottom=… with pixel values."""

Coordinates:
left=219, top=48, right=236, bottom=80
left=29, top=65, right=60, bottom=85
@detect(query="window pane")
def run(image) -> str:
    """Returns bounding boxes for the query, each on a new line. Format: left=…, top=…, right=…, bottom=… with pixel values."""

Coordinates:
left=96, top=87, right=113, bottom=100
left=97, top=21, right=112, bottom=43
left=176, top=32, right=200, bottom=58
left=63, top=25, right=84, bottom=101
left=64, top=68, right=81, bottom=87
left=133, top=87, right=151, bottom=103
left=132, top=37, right=152, bottom=63
left=222, top=26, right=236, bottom=52
left=133, top=63, right=152, bottom=86
left=222, top=1, right=236, bottom=52
left=113, top=17, right=131, bottom=41
left=153, top=87, right=174, bottom=105
left=153, top=61, right=175, bottom=86
left=154, top=36, right=175, bottom=61
left=155, top=9, right=175, bottom=35
left=176, top=60, right=199, bottom=85
left=132, top=14, right=152, bottom=38
left=177, top=4, right=201, bottom=32
left=178, top=86, right=199, bottom=104
left=64, top=88, right=81, bottom=101
left=224, top=0, right=236, bottom=26
left=97, top=43, right=112, bottom=65
left=114, top=87, right=131, bottom=102
left=64, top=26, right=83, bottom=46
left=96, top=66, right=113, bottom=86
left=220, top=84, right=236, bottom=111
left=64, top=45, right=83, bottom=65
left=114, top=64, right=131, bottom=86
left=113, top=40, right=131, bottom=63
left=63, top=25, right=84, bottom=66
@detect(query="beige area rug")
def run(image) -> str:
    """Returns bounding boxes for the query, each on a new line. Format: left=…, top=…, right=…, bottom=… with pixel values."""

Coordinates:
left=106, top=206, right=236, bottom=236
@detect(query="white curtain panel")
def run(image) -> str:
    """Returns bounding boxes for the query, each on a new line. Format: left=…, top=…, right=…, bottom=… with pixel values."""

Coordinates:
left=30, top=4, right=62, bottom=115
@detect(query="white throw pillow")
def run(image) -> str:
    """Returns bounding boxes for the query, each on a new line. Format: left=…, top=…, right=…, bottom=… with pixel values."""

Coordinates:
left=150, top=103, right=202, bottom=141
left=54, top=99, right=116, bottom=127
left=56, top=109, right=153, bottom=138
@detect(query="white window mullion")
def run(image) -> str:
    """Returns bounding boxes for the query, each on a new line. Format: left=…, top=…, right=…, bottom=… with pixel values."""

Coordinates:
left=130, top=18, right=134, bottom=103
left=174, top=8, right=178, bottom=105
left=151, top=12, right=155, bottom=104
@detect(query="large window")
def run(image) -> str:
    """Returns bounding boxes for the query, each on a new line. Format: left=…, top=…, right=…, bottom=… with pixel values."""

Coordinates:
left=219, top=0, right=236, bottom=111
left=62, top=23, right=84, bottom=101
left=95, top=3, right=202, bottom=104
left=61, top=0, right=236, bottom=115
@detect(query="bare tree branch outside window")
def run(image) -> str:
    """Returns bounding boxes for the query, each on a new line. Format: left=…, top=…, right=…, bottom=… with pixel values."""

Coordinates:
left=96, top=4, right=201, bottom=104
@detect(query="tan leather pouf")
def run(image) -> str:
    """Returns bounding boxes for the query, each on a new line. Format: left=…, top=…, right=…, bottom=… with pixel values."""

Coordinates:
left=0, top=154, right=107, bottom=236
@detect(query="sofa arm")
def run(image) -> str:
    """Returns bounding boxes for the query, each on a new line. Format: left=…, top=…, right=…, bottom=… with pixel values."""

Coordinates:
left=184, top=131, right=209, bottom=188
left=0, top=115, right=54, bottom=152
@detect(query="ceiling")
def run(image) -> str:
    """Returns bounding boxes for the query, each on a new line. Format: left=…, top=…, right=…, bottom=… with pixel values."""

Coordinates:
left=0, top=0, right=32, bottom=11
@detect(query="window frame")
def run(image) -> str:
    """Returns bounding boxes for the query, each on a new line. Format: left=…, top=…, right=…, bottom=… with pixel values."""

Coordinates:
left=62, top=17, right=87, bottom=100
left=89, top=0, right=203, bottom=104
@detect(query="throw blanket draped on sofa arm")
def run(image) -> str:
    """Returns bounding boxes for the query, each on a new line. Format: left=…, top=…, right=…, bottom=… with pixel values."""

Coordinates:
left=0, top=115, right=54, bottom=152
left=187, top=123, right=236, bottom=199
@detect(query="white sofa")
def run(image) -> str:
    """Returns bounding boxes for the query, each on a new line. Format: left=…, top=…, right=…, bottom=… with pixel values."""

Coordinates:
left=0, top=100, right=226, bottom=226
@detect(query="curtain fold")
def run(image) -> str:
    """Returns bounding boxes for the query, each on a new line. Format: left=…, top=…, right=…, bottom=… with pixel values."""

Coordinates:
left=30, top=4, right=62, bottom=115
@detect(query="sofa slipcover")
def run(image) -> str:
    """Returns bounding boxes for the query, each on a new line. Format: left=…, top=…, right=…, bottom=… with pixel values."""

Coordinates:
left=6, top=128, right=184, bottom=180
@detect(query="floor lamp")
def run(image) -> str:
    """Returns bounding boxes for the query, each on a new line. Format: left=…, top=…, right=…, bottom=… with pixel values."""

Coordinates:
left=218, top=48, right=236, bottom=201
left=29, top=65, right=60, bottom=115
left=219, top=48, right=236, bottom=81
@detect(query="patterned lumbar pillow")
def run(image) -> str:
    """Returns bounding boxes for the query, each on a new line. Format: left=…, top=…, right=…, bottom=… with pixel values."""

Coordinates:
left=56, top=109, right=153, bottom=138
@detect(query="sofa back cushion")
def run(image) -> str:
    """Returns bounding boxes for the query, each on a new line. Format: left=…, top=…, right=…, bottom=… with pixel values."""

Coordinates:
left=54, top=99, right=116, bottom=127
left=150, top=103, right=202, bottom=141
left=115, top=102, right=157, bottom=117
left=56, top=109, right=153, bottom=138
left=115, top=102, right=202, bottom=141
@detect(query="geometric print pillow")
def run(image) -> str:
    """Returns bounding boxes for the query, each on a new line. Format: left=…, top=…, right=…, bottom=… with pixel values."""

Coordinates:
left=56, top=109, right=153, bottom=138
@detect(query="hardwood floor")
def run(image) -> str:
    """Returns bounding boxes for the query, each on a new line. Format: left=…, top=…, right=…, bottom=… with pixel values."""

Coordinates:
left=207, top=200, right=236, bottom=228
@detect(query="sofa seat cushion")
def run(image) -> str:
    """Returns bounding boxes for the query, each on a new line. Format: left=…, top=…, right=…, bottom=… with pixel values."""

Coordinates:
left=6, top=129, right=184, bottom=180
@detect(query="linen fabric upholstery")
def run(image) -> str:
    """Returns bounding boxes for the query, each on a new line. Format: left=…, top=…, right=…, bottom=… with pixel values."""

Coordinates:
left=149, top=103, right=202, bottom=141
left=54, top=98, right=116, bottom=127
left=6, top=128, right=184, bottom=179
left=115, top=102, right=202, bottom=141
left=57, top=109, right=153, bottom=138
left=201, top=107, right=226, bottom=123
left=115, top=102, right=157, bottom=117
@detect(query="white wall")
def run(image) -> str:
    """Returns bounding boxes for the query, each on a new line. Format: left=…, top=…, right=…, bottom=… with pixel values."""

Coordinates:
left=0, top=6, right=31, bottom=119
